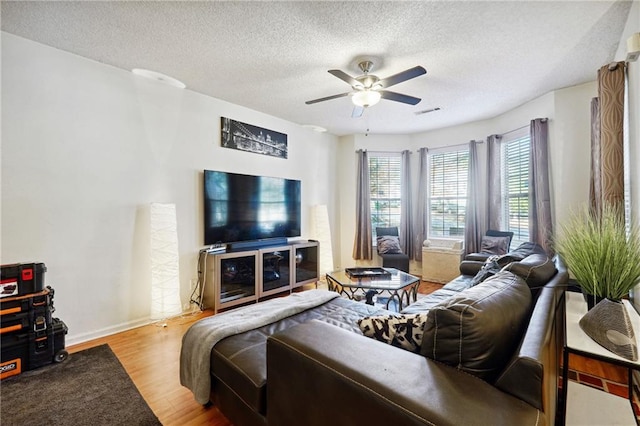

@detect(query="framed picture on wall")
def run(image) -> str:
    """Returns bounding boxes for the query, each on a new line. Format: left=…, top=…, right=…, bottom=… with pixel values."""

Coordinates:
left=221, top=117, right=288, bottom=159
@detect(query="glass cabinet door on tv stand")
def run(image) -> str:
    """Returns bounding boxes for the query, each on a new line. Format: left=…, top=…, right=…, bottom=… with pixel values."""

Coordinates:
left=293, top=241, right=319, bottom=289
left=213, top=251, right=258, bottom=313
left=259, top=245, right=293, bottom=298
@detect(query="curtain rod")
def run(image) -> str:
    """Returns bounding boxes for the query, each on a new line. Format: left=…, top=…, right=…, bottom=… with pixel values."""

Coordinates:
left=500, top=124, right=529, bottom=137
left=500, top=118, right=547, bottom=138
left=420, top=140, right=484, bottom=152
left=355, top=150, right=412, bottom=154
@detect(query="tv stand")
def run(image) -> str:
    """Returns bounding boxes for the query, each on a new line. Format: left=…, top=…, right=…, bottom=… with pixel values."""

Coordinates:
left=202, top=240, right=319, bottom=313
left=226, top=238, right=289, bottom=252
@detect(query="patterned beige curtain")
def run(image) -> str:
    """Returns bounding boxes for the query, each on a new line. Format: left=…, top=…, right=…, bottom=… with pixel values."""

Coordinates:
left=353, top=149, right=373, bottom=260
left=590, top=62, right=626, bottom=218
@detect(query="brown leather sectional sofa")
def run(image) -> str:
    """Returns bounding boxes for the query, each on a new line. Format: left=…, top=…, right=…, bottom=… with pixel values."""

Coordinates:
left=205, top=244, right=568, bottom=426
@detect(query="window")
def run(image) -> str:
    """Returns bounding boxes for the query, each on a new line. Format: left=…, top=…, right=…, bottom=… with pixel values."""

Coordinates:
left=369, top=154, right=401, bottom=242
left=501, top=130, right=531, bottom=247
left=428, top=148, right=469, bottom=237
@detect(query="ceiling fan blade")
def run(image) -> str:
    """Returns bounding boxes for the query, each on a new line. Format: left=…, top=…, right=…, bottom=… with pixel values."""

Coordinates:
left=352, top=106, right=364, bottom=118
left=415, top=107, right=441, bottom=115
left=305, top=92, right=351, bottom=105
left=378, top=66, right=427, bottom=89
left=380, top=90, right=422, bottom=105
left=328, top=69, right=360, bottom=87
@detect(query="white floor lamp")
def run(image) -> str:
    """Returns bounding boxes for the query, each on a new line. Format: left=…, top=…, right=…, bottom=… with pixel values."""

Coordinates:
left=310, top=204, right=334, bottom=283
left=150, top=203, right=182, bottom=325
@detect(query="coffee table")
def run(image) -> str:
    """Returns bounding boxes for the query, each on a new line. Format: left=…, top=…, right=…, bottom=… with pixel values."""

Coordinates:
left=325, top=268, right=420, bottom=311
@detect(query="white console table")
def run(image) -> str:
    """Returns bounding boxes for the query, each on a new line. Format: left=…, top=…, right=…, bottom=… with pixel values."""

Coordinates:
left=562, top=291, right=640, bottom=425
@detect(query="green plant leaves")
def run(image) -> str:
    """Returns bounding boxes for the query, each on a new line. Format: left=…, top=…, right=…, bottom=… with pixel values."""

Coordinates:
left=555, top=203, right=640, bottom=300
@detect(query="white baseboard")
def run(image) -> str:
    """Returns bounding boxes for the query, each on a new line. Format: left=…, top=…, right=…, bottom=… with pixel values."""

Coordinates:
left=65, top=316, right=154, bottom=347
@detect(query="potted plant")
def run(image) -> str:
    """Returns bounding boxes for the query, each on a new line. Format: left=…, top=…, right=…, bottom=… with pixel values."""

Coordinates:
left=555, top=202, right=640, bottom=361
left=555, top=203, right=640, bottom=302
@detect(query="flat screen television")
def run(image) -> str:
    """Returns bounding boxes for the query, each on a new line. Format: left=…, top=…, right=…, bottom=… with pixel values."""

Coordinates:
left=203, top=170, right=301, bottom=246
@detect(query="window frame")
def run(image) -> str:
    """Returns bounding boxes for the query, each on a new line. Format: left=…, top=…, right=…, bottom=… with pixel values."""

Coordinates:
left=427, top=146, right=470, bottom=239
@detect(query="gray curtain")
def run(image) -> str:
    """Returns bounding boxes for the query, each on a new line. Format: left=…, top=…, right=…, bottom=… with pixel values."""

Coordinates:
left=486, top=134, right=502, bottom=231
left=464, top=140, right=482, bottom=255
left=529, top=118, right=553, bottom=255
left=352, top=149, right=373, bottom=260
left=400, top=150, right=414, bottom=258
left=413, top=147, right=429, bottom=261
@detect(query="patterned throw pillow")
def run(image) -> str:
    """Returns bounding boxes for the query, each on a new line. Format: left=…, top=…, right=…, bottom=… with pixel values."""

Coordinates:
left=357, top=313, right=428, bottom=353
left=376, top=235, right=403, bottom=254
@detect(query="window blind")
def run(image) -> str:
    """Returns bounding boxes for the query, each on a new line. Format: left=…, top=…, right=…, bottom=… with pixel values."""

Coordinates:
left=428, top=148, right=469, bottom=237
left=369, top=154, right=402, bottom=241
left=502, top=134, right=531, bottom=246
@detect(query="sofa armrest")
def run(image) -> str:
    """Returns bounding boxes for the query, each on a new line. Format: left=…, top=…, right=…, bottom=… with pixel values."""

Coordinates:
left=465, top=252, right=491, bottom=262
left=266, top=320, right=543, bottom=426
left=459, top=259, right=484, bottom=276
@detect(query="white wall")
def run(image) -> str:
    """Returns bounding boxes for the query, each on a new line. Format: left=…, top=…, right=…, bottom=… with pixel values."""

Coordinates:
left=615, top=1, right=640, bottom=304
left=1, top=33, right=339, bottom=344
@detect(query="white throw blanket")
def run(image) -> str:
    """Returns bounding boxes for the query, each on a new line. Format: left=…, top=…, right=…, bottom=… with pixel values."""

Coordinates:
left=180, top=289, right=339, bottom=404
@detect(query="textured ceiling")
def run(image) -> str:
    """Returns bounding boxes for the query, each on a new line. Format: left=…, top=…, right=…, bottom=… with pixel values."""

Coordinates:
left=1, top=1, right=633, bottom=136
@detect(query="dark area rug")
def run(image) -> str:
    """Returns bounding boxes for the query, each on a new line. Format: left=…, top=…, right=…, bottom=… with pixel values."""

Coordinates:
left=0, top=344, right=161, bottom=426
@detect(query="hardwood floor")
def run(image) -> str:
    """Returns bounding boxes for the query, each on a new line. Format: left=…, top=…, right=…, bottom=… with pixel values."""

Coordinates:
left=67, top=281, right=624, bottom=425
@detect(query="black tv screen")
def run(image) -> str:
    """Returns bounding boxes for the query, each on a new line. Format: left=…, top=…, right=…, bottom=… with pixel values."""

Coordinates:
left=203, top=170, right=301, bottom=245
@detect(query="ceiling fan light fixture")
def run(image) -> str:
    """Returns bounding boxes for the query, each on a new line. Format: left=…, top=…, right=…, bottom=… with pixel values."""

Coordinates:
left=352, top=90, right=381, bottom=107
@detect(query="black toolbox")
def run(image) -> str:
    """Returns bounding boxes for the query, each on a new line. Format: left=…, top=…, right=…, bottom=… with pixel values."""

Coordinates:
left=1, top=263, right=46, bottom=299
left=0, top=317, right=68, bottom=380
left=0, top=289, right=54, bottom=335
left=0, top=285, right=69, bottom=379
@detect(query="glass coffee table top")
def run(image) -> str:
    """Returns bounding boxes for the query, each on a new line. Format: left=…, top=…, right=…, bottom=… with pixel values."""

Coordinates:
left=325, top=268, right=420, bottom=311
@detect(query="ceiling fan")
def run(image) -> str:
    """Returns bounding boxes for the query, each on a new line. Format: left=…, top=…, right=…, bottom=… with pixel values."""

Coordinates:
left=305, top=60, right=427, bottom=118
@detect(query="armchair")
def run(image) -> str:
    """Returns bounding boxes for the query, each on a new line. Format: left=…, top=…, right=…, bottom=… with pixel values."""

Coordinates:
left=375, top=227, right=410, bottom=272
left=465, top=229, right=514, bottom=261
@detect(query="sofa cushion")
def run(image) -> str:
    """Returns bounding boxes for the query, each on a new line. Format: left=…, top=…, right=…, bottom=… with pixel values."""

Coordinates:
left=420, top=271, right=532, bottom=382
left=509, top=242, right=547, bottom=260
left=400, top=276, right=475, bottom=315
left=400, top=288, right=458, bottom=315
left=480, top=236, right=510, bottom=255
left=358, top=313, right=428, bottom=353
left=502, top=254, right=557, bottom=290
left=211, top=297, right=388, bottom=414
left=377, top=235, right=402, bottom=254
